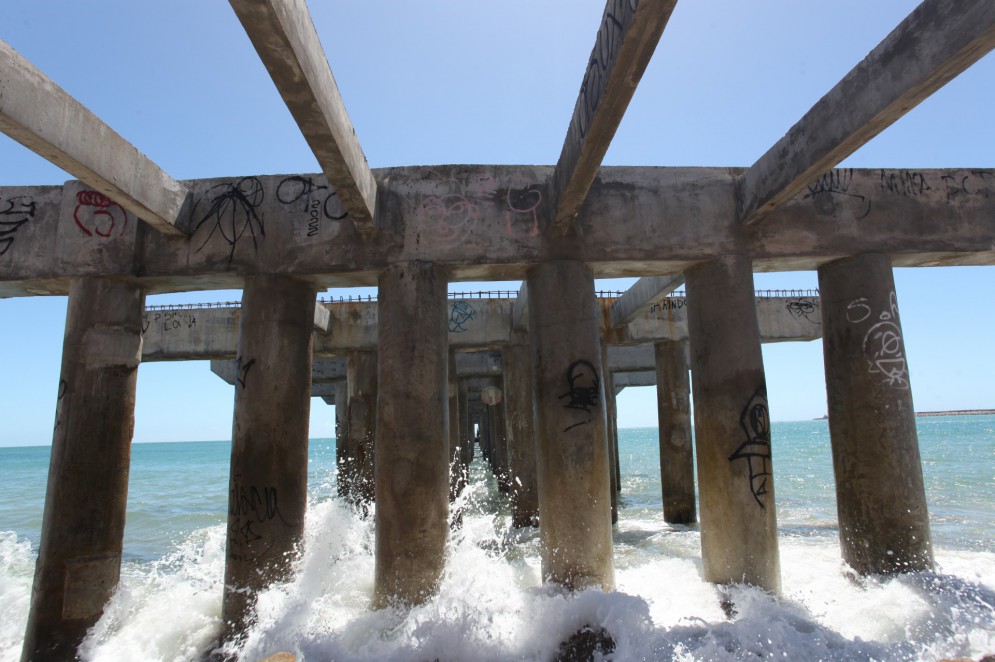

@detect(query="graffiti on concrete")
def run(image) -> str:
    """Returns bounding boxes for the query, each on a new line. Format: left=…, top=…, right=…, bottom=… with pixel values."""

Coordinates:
left=227, top=475, right=289, bottom=559
left=785, top=297, right=819, bottom=323
left=74, top=190, right=128, bottom=238
left=560, top=359, right=600, bottom=432
left=141, top=311, right=197, bottom=335
left=193, top=177, right=265, bottom=265
left=235, top=355, right=256, bottom=390
left=276, top=175, right=348, bottom=238
left=448, top=300, right=476, bottom=333
left=846, top=291, right=909, bottom=389
left=804, top=169, right=871, bottom=219
left=728, top=388, right=772, bottom=510
left=0, top=196, right=34, bottom=256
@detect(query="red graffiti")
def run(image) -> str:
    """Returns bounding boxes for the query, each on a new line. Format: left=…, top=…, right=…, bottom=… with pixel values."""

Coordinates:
left=74, top=190, right=128, bottom=238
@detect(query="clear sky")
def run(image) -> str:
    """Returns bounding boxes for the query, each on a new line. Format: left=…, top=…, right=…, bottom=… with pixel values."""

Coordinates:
left=1, top=1, right=993, bottom=446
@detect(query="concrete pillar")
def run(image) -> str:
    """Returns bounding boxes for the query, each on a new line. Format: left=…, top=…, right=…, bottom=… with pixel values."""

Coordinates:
left=655, top=341, right=696, bottom=525
left=222, top=276, right=316, bottom=638
left=686, top=255, right=780, bottom=593
left=22, top=278, right=144, bottom=662
left=528, top=260, right=614, bottom=590
left=503, top=340, right=539, bottom=527
left=458, top=381, right=473, bottom=463
left=449, top=350, right=467, bottom=500
left=818, top=254, right=933, bottom=574
left=347, top=349, right=377, bottom=505
left=601, top=345, right=619, bottom=524
left=335, top=381, right=351, bottom=498
left=374, top=261, right=449, bottom=608
left=491, top=380, right=511, bottom=493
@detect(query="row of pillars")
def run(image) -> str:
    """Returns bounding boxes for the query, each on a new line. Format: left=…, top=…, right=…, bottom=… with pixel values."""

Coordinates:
left=21, top=254, right=933, bottom=660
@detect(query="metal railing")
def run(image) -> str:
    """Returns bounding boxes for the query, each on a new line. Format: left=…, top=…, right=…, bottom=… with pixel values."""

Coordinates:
left=143, top=288, right=820, bottom=312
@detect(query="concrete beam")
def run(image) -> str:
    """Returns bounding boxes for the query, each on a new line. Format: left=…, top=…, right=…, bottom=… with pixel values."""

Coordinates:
left=552, top=0, right=678, bottom=233
left=229, top=0, right=377, bottom=235
left=613, top=371, right=655, bottom=388
left=4, top=166, right=994, bottom=297
left=609, top=275, right=684, bottom=327
left=0, top=41, right=188, bottom=236
left=512, top=282, right=528, bottom=331
left=737, top=0, right=995, bottom=225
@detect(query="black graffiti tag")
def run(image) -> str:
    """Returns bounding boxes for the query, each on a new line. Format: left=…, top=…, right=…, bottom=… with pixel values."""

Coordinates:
left=728, top=388, right=772, bottom=509
left=559, top=360, right=600, bottom=432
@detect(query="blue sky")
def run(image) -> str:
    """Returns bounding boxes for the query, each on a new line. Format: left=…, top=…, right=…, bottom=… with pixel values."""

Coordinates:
left=1, top=1, right=993, bottom=446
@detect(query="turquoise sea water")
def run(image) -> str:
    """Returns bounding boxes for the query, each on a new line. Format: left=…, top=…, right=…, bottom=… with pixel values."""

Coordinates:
left=1, top=416, right=993, bottom=661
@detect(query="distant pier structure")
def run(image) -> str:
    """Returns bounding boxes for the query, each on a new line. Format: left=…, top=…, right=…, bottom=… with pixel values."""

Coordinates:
left=2, top=0, right=993, bottom=658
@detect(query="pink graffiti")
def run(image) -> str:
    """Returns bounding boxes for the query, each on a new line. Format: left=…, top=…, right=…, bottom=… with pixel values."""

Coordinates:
left=74, top=190, right=128, bottom=238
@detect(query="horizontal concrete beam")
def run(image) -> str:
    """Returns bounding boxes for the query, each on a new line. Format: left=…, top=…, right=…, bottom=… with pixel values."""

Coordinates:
left=737, top=0, right=995, bottom=224
left=613, top=371, right=655, bottom=388
left=230, top=0, right=377, bottom=235
left=3, top=166, right=994, bottom=297
left=0, top=41, right=188, bottom=237
left=552, top=0, right=678, bottom=233
left=143, top=294, right=819, bottom=361
left=610, top=275, right=684, bottom=327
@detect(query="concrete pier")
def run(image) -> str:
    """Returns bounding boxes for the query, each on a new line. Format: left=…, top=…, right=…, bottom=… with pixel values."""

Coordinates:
left=448, top=350, right=466, bottom=500
left=491, top=386, right=511, bottom=493
left=503, top=340, right=539, bottom=527
left=347, top=350, right=377, bottom=505
left=601, top=344, right=619, bottom=524
left=22, top=278, right=145, bottom=662
left=527, top=260, right=614, bottom=590
left=818, top=254, right=934, bottom=575
left=222, top=276, right=316, bottom=639
left=655, top=340, right=696, bottom=524
left=374, top=262, right=450, bottom=608
left=335, top=381, right=350, bottom=498
left=686, top=256, right=780, bottom=593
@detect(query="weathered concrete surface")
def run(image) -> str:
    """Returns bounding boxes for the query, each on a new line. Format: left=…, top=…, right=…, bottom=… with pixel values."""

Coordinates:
left=503, top=339, right=539, bottom=527
left=512, top=282, right=528, bottom=330
left=609, top=275, right=685, bottom=328
left=149, top=295, right=820, bottom=364
left=449, top=350, right=468, bottom=501
left=4, top=166, right=994, bottom=297
left=738, top=0, right=995, bottom=224
left=601, top=343, right=619, bottom=524
left=818, top=254, right=934, bottom=575
left=211, top=357, right=346, bottom=385
left=374, top=262, right=449, bottom=608
left=229, top=0, right=377, bottom=234
left=528, top=260, right=614, bottom=590
left=334, top=381, right=350, bottom=498
left=491, top=393, right=511, bottom=492
left=552, top=0, right=678, bottom=232
left=222, top=276, right=315, bottom=640
left=655, top=340, right=695, bottom=524
left=21, top=278, right=144, bottom=662
left=613, top=371, right=655, bottom=388
left=0, top=42, right=188, bottom=236
left=346, top=350, right=376, bottom=505
left=687, top=256, right=780, bottom=593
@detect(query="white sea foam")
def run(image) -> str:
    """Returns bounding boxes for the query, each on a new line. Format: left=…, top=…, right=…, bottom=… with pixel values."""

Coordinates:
left=2, top=461, right=994, bottom=661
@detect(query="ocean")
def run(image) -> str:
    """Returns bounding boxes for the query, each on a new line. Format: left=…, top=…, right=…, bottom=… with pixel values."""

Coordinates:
left=1, top=417, right=993, bottom=661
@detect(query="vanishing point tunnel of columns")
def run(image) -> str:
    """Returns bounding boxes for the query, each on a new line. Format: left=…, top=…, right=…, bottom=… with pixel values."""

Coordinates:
left=3, top=0, right=991, bottom=657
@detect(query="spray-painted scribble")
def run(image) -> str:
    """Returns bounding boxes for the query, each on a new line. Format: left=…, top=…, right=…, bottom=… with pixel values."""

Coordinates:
left=785, top=297, right=819, bottom=323
left=448, top=301, right=476, bottom=333
left=559, top=359, right=600, bottom=432
left=846, top=292, right=909, bottom=389
left=0, top=196, right=35, bottom=256
left=277, top=176, right=348, bottom=238
left=728, top=388, right=772, bottom=509
left=74, top=191, right=128, bottom=238
left=805, top=169, right=871, bottom=219
left=193, top=178, right=265, bottom=265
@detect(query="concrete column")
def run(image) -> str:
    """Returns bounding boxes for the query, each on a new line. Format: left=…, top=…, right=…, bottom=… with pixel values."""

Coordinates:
left=601, top=345, right=619, bottom=524
left=335, top=381, right=351, bottom=498
left=374, top=261, right=449, bottom=608
left=347, top=349, right=377, bottom=505
left=503, top=340, right=539, bottom=528
left=528, top=260, right=614, bottom=590
left=449, top=349, right=467, bottom=500
left=222, top=276, right=316, bottom=638
left=22, top=278, right=144, bottom=662
left=818, top=254, right=933, bottom=574
left=655, top=341, right=696, bottom=525
left=458, top=381, right=473, bottom=462
left=686, top=256, right=780, bottom=593
left=491, top=380, right=511, bottom=493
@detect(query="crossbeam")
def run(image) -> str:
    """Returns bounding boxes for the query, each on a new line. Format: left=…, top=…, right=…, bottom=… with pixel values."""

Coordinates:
left=552, top=0, right=677, bottom=233
left=0, top=41, right=188, bottom=236
left=610, top=275, right=684, bottom=327
left=230, top=0, right=378, bottom=236
left=738, top=0, right=995, bottom=225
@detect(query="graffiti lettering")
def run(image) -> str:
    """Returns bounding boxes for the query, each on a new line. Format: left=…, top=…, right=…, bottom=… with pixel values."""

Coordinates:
left=559, top=359, right=600, bottom=432
left=141, top=311, right=197, bottom=335
left=846, top=292, right=909, bottom=389
left=649, top=298, right=686, bottom=314
left=879, top=169, right=931, bottom=197
left=276, top=175, right=348, bottom=238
